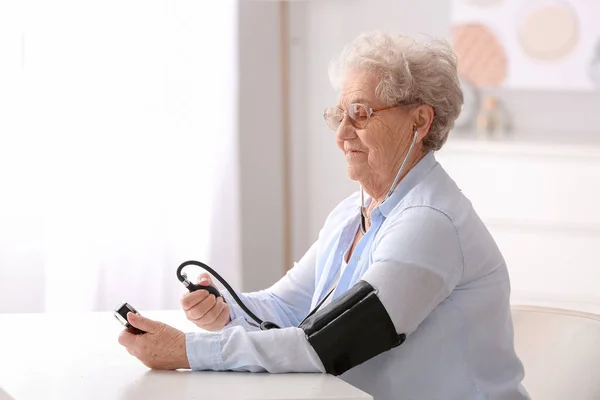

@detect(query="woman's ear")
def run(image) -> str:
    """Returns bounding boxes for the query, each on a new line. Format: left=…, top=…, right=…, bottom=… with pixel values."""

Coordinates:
left=413, top=104, right=434, bottom=141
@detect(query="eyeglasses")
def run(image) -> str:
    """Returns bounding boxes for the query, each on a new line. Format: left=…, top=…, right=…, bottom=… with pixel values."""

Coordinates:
left=323, top=103, right=401, bottom=131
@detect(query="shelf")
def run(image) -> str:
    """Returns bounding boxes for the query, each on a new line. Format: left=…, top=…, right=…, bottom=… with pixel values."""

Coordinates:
left=440, top=129, right=600, bottom=159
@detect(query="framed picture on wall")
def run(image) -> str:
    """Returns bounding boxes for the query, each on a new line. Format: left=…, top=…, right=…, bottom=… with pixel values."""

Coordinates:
left=451, top=0, right=600, bottom=91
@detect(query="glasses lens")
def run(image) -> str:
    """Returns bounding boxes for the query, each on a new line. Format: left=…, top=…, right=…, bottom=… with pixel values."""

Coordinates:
left=347, top=104, right=369, bottom=128
left=324, top=108, right=343, bottom=131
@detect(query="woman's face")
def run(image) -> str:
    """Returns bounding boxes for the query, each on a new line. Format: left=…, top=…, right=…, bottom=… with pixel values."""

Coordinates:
left=334, top=70, right=422, bottom=186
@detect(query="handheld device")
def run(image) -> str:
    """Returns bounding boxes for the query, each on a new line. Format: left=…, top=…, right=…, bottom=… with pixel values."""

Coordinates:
left=114, top=302, right=146, bottom=334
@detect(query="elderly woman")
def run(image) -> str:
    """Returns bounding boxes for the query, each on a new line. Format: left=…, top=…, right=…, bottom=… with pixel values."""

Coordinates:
left=118, top=31, right=529, bottom=399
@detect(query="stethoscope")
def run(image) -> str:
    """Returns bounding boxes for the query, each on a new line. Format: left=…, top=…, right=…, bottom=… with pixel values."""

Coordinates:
left=360, top=129, right=418, bottom=234
left=178, top=130, right=419, bottom=330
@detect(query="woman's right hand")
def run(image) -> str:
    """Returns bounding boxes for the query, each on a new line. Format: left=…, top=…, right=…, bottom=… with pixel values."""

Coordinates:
left=181, top=273, right=231, bottom=331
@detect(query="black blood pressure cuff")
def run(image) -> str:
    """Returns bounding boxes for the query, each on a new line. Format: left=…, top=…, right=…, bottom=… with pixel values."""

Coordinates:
left=299, top=280, right=406, bottom=376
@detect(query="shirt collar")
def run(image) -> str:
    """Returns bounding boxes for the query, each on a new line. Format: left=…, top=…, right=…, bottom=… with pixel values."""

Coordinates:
left=356, top=151, right=437, bottom=218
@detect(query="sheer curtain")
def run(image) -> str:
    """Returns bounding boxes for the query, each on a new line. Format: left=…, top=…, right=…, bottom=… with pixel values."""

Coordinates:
left=0, top=0, right=239, bottom=312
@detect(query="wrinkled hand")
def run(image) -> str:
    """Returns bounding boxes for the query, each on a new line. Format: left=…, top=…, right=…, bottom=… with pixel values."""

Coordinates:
left=118, top=312, right=190, bottom=370
left=181, top=273, right=231, bottom=331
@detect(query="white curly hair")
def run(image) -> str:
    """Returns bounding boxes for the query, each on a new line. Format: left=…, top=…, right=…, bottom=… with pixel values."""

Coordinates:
left=328, top=31, right=464, bottom=151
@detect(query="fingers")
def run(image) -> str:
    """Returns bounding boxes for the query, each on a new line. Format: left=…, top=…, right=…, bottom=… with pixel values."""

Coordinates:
left=186, top=294, right=218, bottom=321
left=180, top=289, right=212, bottom=311
left=200, top=303, right=231, bottom=331
left=198, top=299, right=226, bottom=326
left=127, top=312, right=160, bottom=334
left=178, top=274, right=229, bottom=330
left=118, top=329, right=137, bottom=347
left=197, top=272, right=212, bottom=286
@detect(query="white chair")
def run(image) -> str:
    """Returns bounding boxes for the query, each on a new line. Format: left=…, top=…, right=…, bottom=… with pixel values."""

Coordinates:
left=511, top=305, right=600, bottom=400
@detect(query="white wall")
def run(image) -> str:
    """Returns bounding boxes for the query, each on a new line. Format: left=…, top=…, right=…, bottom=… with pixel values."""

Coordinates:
left=236, top=1, right=286, bottom=291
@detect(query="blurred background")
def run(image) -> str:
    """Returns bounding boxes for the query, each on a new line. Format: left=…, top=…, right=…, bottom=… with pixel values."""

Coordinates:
left=1, top=0, right=599, bottom=314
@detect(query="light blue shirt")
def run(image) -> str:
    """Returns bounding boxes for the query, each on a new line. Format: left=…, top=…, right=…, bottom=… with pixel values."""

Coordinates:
left=186, top=151, right=529, bottom=400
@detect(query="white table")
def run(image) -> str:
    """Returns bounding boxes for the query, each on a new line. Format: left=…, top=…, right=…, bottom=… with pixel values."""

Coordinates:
left=0, top=310, right=372, bottom=400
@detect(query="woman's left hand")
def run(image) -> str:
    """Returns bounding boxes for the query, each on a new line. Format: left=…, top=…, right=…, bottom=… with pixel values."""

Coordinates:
left=118, top=312, right=190, bottom=370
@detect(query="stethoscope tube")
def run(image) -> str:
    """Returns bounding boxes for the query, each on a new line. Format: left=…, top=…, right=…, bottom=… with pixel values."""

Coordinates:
left=360, top=129, right=418, bottom=234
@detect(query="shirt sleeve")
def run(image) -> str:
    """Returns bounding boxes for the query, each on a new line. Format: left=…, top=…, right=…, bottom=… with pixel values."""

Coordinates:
left=219, top=240, right=318, bottom=329
left=185, top=326, right=325, bottom=373
left=363, top=206, right=464, bottom=336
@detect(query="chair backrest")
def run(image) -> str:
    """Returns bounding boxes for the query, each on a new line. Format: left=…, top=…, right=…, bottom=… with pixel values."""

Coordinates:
left=511, top=305, right=600, bottom=400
